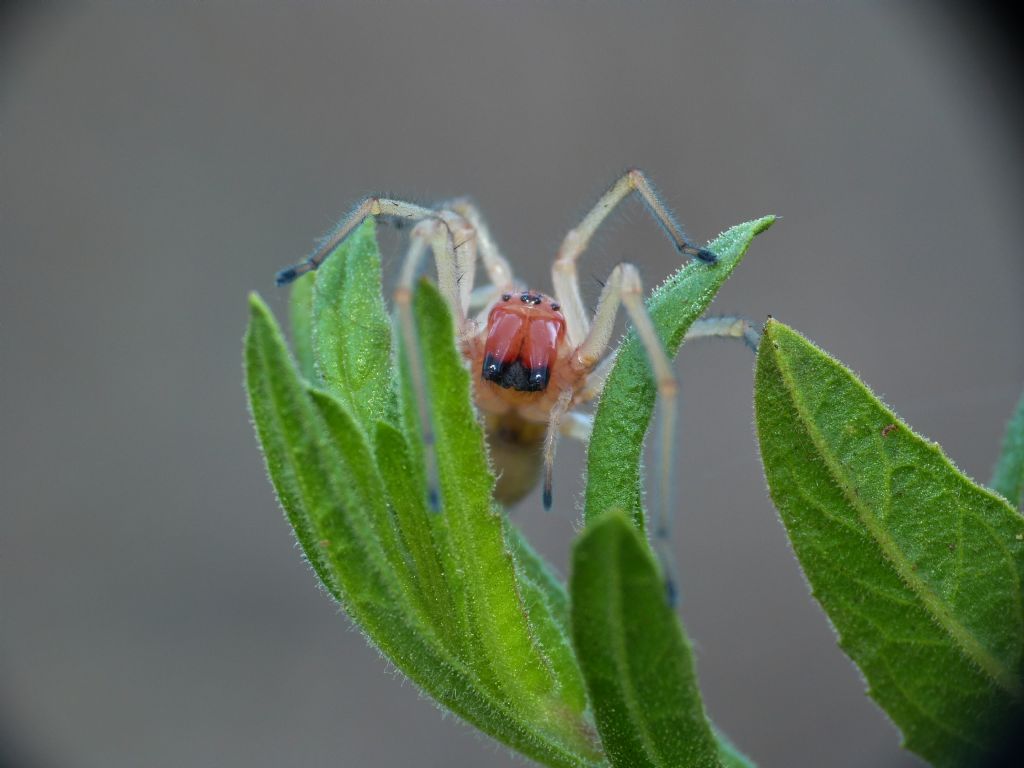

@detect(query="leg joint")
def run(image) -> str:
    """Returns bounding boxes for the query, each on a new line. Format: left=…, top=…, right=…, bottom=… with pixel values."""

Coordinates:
left=625, top=167, right=647, bottom=189
left=612, top=262, right=643, bottom=296
left=556, top=229, right=586, bottom=265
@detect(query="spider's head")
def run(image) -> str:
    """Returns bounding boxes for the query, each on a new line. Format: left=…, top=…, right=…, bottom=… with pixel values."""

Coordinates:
left=481, top=292, right=565, bottom=392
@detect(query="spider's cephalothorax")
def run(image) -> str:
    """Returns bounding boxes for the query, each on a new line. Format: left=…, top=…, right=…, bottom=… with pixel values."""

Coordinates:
left=480, top=292, right=564, bottom=393
left=276, top=169, right=757, bottom=596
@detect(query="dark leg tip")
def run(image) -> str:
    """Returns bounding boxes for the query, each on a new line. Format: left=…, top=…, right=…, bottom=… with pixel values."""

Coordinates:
left=275, top=266, right=300, bottom=286
left=743, top=328, right=761, bottom=353
left=664, top=577, right=678, bottom=607
left=694, top=247, right=718, bottom=264
left=427, top=487, right=440, bottom=513
left=542, top=484, right=553, bottom=511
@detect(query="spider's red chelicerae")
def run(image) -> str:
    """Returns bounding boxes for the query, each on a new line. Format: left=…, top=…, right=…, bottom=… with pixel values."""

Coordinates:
left=276, top=169, right=756, bottom=593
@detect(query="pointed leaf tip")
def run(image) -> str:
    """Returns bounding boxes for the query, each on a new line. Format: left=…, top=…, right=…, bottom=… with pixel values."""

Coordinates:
left=585, top=215, right=774, bottom=530
left=248, top=291, right=267, bottom=313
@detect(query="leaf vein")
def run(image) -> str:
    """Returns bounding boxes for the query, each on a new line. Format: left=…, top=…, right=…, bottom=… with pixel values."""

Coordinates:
left=770, top=338, right=1022, bottom=696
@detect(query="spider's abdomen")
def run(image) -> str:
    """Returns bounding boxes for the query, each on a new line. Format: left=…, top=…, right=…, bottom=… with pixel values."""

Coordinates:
left=481, top=295, right=565, bottom=393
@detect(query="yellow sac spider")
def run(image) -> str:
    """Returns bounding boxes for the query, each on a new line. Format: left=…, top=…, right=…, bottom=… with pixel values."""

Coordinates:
left=276, top=169, right=757, bottom=595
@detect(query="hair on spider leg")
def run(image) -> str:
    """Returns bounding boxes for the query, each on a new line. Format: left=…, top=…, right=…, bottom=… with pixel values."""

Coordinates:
left=275, top=197, right=397, bottom=286
left=684, top=314, right=762, bottom=353
left=628, top=170, right=717, bottom=264
left=611, top=168, right=719, bottom=265
left=451, top=228, right=477, bottom=252
left=276, top=169, right=725, bottom=550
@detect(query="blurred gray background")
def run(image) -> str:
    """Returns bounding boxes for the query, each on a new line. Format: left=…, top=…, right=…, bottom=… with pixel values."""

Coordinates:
left=2, top=3, right=1022, bottom=767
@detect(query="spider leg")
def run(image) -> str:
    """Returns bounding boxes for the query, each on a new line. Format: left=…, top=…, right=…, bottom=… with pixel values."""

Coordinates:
left=561, top=411, right=593, bottom=442
left=468, top=284, right=500, bottom=313
left=446, top=198, right=515, bottom=290
left=541, top=388, right=575, bottom=510
left=276, top=196, right=441, bottom=286
left=685, top=315, right=761, bottom=351
left=576, top=315, right=760, bottom=406
left=393, top=212, right=478, bottom=328
left=574, top=350, right=619, bottom=404
left=552, top=169, right=715, bottom=347
left=449, top=199, right=518, bottom=323
left=391, top=213, right=481, bottom=511
left=280, top=196, right=483, bottom=511
left=561, top=262, right=680, bottom=601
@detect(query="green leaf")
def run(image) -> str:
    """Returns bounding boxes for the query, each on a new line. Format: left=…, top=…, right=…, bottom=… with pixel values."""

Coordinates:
left=413, top=281, right=568, bottom=710
left=248, top=294, right=429, bottom=629
left=245, top=293, right=342, bottom=601
left=311, top=218, right=396, bottom=430
left=755, top=319, right=1024, bottom=766
left=570, top=511, right=722, bottom=768
left=373, top=420, right=464, bottom=655
left=309, top=391, right=437, bottom=634
left=507, top=523, right=587, bottom=715
left=245, top=293, right=601, bottom=768
left=585, top=216, right=775, bottom=528
left=507, top=524, right=571, bottom=636
left=288, top=271, right=317, bottom=382
left=992, top=387, right=1024, bottom=509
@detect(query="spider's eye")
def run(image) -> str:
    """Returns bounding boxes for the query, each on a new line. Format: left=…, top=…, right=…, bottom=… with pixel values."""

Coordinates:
left=501, top=293, right=511, bottom=301
left=520, top=294, right=529, bottom=302
left=551, top=303, right=561, bottom=311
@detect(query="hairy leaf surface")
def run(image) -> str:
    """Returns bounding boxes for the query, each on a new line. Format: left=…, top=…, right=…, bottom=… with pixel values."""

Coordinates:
left=250, top=217, right=772, bottom=768
left=571, top=511, right=721, bottom=768
left=245, top=294, right=600, bottom=768
left=311, top=219, right=396, bottom=430
left=585, top=216, right=774, bottom=528
left=414, top=283, right=565, bottom=708
left=507, top=524, right=587, bottom=714
left=755, top=319, right=1024, bottom=766
left=373, top=420, right=463, bottom=653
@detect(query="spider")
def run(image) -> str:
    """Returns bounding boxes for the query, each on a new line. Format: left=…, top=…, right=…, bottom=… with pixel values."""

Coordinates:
left=276, top=169, right=756, bottom=589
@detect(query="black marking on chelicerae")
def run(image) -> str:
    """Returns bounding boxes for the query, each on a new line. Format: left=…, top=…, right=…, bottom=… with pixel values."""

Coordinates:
left=482, top=354, right=550, bottom=392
